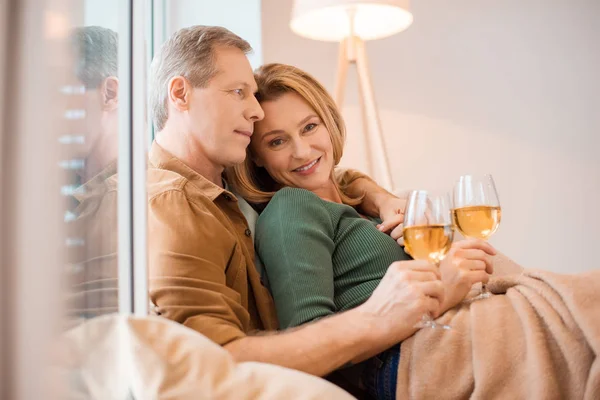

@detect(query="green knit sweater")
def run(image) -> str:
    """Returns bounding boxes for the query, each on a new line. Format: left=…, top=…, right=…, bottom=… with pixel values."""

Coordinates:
left=255, top=187, right=411, bottom=329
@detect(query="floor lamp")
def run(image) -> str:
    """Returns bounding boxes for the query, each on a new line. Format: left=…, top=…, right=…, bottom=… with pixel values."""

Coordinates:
left=290, top=0, right=413, bottom=191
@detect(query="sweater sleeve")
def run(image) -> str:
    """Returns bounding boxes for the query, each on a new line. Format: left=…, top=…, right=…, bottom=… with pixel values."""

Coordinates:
left=255, top=188, right=336, bottom=329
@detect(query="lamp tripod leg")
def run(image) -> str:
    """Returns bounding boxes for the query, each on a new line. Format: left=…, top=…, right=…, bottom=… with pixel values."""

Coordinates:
left=335, top=38, right=378, bottom=184
left=354, top=38, right=394, bottom=191
left=334, top=38, right=349, bottom=109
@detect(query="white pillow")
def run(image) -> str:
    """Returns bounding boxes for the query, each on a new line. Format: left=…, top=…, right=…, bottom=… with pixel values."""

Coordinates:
left=52, top=314, right=355, bottom=400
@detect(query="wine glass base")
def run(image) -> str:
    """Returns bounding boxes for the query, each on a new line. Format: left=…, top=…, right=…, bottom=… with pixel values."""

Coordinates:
left=469, top=291, right=492, bottom=302
left=414, top=315, right=451, bottom=330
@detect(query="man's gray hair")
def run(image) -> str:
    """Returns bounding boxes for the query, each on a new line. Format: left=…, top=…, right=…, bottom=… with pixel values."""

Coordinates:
left=71, top=26, right=118, bottom=89
left=149, top=25, right=252, bottom=131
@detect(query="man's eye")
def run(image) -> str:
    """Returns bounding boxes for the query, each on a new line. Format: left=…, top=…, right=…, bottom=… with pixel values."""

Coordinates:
left=233, top=89, right=244, bottom=96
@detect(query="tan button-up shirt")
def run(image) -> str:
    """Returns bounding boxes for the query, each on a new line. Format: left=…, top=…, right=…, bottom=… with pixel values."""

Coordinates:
left=148, top=143, right=279, bottom=346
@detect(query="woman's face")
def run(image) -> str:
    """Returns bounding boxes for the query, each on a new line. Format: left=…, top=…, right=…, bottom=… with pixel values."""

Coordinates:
left=251, top=92, right=335, bottom=192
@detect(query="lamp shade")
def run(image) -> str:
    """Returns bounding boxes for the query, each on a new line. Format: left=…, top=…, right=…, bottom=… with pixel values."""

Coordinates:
left=290, top=0, right=413, bottom=42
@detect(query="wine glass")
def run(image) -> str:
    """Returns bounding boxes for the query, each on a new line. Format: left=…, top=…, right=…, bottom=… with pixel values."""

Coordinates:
left=403, top=190, right=454, bottom=330
left=452, top=174, right=501, bottom=300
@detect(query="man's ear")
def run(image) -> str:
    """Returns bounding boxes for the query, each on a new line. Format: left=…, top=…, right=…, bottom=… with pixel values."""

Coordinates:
left=101, top=77, right=119, bottom=110
left=168, top=76, right=190, bottom=111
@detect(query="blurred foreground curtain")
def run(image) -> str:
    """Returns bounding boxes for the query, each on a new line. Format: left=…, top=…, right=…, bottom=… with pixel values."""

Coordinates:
left=0, top=0, right=78, bottom=398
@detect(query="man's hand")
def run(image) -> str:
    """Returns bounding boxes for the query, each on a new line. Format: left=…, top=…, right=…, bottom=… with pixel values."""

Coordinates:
left=358, top=260, right=445, bottom=346
left=375, top=192, right=408, bottom=244
left=225, top=260, right=447, bottom=376
left=438, top=239, right=497, bottom=314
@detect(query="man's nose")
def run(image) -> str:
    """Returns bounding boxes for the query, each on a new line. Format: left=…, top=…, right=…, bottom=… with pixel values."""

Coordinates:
left=246, top=95, right=264, bottom=122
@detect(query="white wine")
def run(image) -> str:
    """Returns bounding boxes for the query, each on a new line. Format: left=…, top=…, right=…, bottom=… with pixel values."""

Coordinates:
left=452, top=205, right=501, bottom=239
left=403, top=224, right=454, bottom=264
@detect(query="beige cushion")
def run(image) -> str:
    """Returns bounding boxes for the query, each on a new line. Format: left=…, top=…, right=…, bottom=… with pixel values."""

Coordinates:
left=53, top=314, right=355, bottom=399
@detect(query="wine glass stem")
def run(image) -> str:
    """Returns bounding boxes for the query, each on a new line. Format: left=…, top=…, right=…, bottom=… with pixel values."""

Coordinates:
left=416, top=261, right=451, bottom=330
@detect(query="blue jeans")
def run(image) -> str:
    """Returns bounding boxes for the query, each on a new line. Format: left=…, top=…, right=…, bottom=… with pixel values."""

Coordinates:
left=361, top=344, right=401, bottom=400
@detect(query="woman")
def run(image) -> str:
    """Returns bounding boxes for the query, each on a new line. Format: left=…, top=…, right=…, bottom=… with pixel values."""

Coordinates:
left=227, top=63, right=494, bottom=398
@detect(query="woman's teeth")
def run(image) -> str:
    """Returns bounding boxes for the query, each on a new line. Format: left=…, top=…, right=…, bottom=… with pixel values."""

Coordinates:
left=295, top=158, right=318, bottom=172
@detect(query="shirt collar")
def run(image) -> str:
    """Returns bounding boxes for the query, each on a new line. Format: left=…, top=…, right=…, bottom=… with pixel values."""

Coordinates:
left=73, top=160, right=118, bottom=203
left=149, top=141, right=235, bottom=202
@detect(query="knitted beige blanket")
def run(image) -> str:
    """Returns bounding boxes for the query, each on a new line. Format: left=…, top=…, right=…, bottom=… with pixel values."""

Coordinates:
left=397, top=257, right=600, bottom=399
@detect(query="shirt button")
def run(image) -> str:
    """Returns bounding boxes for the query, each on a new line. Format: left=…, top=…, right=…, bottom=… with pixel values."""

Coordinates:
left=244, top=228, right=252, bottom=237
left=223, top=194, right=232, bottom=201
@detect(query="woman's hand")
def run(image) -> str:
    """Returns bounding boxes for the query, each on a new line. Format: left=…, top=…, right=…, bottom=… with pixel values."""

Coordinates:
left=375, top=192, right=409, bottom=244
left=437, top=239, right=497, bottom=315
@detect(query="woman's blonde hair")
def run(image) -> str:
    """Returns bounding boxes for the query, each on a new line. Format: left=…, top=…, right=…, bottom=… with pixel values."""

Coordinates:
left=227, top=63, right=364, bottom=206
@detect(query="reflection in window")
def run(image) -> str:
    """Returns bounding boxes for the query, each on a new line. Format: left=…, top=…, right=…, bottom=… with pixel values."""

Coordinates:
left=63, top=25, right=120, bottom=327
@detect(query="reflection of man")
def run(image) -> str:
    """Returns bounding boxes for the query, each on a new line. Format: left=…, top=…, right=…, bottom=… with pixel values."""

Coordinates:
left=72, top=25, right=119, bottom=179
left=147, top=25, right=444, bottom=384
left=65, top=26, right=120, bottom=324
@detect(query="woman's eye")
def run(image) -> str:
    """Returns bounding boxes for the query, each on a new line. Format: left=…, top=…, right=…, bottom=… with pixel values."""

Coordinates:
left=269, top=139, right=284, bottom=147
left=304, top=123, right=317, bottom=132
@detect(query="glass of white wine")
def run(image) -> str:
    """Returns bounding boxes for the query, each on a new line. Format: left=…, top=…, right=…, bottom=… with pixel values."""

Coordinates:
left=403, top=190, right=454, bottom=330
left=452, top=174, right=501, bottom=300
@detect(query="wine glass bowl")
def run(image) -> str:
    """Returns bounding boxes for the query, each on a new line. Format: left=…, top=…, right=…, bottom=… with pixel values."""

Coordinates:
left=403, top=190, right=454, bottom=330
left=403, top=224, right=454, bottom=265
left=452, top=174, right=501, bottom=300
left=452, top=205, right=501, bottom=240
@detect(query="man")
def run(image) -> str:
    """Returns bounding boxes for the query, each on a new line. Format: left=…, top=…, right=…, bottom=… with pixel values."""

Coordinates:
left=147, top=25, right=494, bottom=378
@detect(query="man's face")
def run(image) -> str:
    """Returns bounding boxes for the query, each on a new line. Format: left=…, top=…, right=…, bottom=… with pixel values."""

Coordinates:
left=69, top=77, right=118, bottom=159
left=80, top=78, right=119, bottom=158
left=186, top=46, right=264, bottom=169
left=81, top=87, right=104, bottom=157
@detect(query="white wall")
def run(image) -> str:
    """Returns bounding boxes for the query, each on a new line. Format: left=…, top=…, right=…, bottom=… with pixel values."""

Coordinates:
left=262, top=0, right=600, bottom=273
left=84, top=0, right=119, bottom=30
left=166, top=0, right=263, bottom=68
